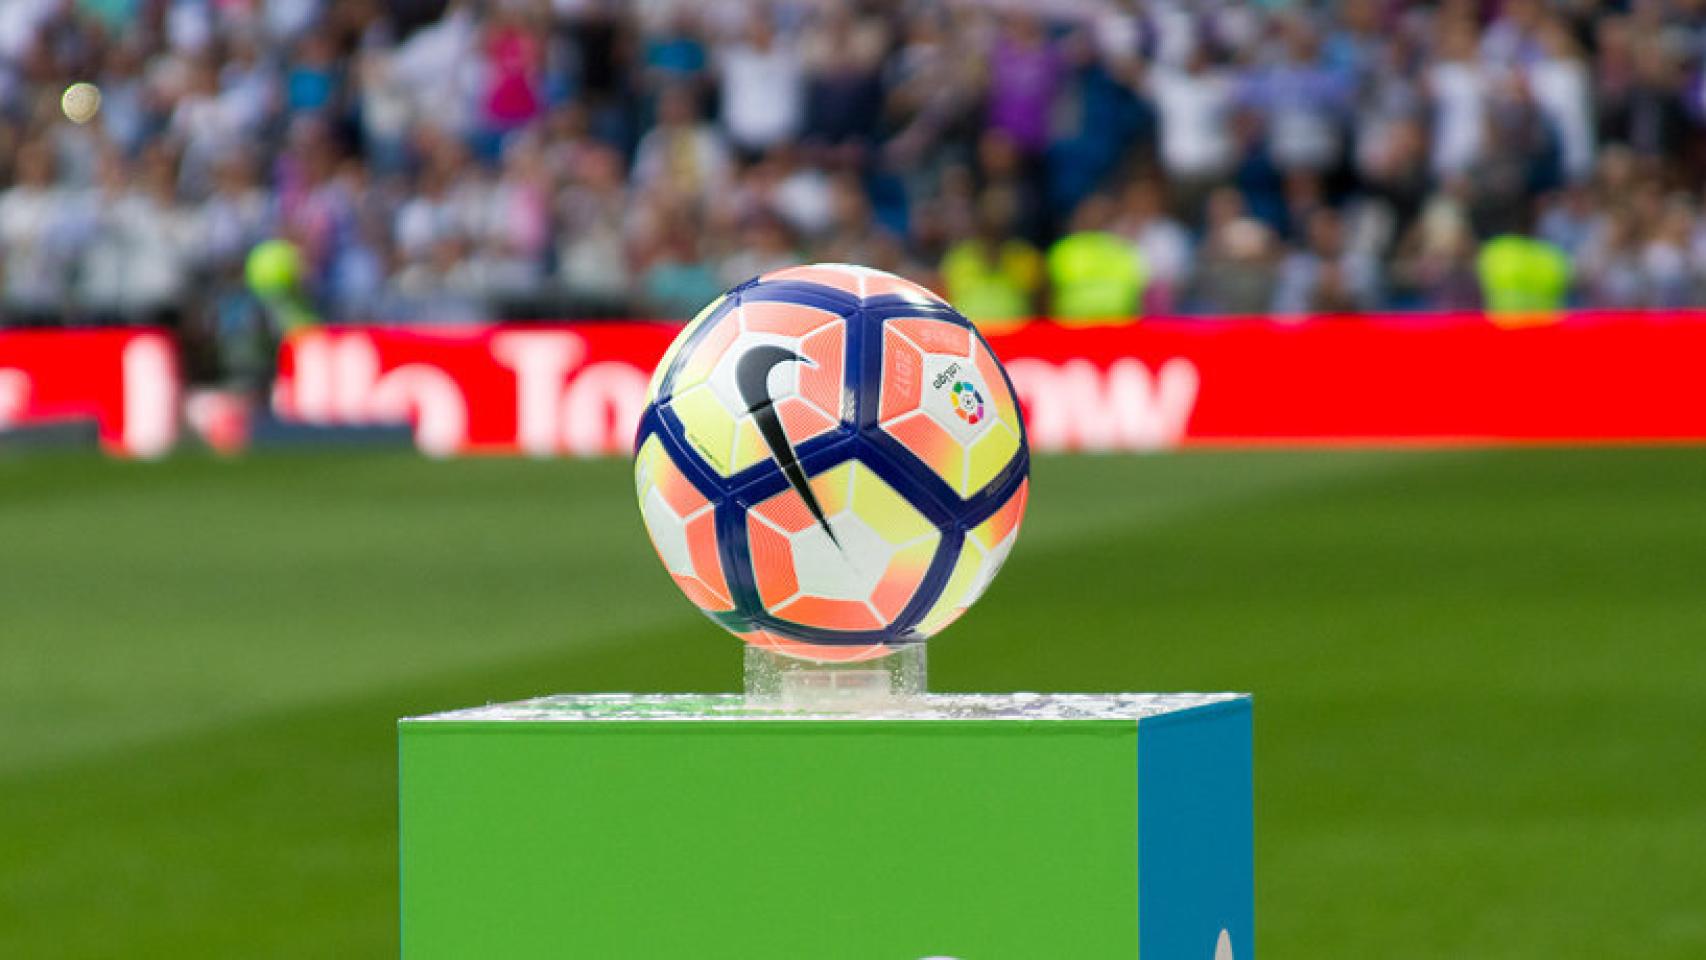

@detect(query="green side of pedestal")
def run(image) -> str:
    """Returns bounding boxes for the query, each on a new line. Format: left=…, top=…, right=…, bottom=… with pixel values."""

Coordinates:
left=400, top=719, right=1138, bottom=959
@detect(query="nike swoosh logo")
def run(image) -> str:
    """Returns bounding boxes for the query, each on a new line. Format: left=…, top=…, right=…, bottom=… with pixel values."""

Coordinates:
left=736, top=345, right=839, bottom=547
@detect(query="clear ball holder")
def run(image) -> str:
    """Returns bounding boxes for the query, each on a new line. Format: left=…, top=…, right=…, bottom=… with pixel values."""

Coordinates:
left=742, top=643, right=927, bottom=711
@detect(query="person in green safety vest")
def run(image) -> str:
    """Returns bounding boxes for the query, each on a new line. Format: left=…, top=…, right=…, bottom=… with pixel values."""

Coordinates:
left=939, top=188, right=1043, bottom=332
left=1475, top=233, right=1570, bottom=326
left=1047, top=193, right=1146, bottom=325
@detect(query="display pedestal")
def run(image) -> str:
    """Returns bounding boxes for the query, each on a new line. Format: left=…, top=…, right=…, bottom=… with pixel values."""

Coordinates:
left=399, top=692, right=1252, bottom=959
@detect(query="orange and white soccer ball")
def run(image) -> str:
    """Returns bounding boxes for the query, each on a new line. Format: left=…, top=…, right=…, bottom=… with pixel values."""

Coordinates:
left=634, top=264, right=1028, bottom=662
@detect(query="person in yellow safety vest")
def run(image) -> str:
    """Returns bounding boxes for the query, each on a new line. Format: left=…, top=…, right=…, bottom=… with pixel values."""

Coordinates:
left=939, top=188, right=1043, bottom=332
left=1047, top=193, right=1146, bottom=325
left=1475, top=234, right=1570, bottom=327
left=232, top=237, right=320, bottom=395
left=245, top=237, right=320, bottom=333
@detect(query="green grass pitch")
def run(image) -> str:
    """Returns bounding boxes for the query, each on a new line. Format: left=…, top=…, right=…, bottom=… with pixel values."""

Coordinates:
left=2, top=447, right=1704, bottom=958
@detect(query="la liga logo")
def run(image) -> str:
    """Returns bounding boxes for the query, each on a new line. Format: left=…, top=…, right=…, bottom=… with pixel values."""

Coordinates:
left=951, top=381, right=985, bottom=425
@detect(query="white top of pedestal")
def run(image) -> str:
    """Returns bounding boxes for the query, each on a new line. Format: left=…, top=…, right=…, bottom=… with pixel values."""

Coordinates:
left=406, top=693, right=1247, bottom=723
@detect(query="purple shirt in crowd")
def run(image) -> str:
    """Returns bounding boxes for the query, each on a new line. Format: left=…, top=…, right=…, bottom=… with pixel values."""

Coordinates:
left=988, top=36, right=1062, bottom=154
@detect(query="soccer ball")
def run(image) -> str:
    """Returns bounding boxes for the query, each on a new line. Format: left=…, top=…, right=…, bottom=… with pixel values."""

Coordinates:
left=634, top=264, right=1029, bottom=662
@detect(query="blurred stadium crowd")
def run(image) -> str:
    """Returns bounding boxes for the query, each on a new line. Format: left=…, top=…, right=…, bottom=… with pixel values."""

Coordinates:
left=4, top=0, right=1706, bottom=376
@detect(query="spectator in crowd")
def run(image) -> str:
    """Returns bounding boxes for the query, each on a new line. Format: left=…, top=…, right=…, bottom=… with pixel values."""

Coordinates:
left=798, top=4, right=887, bottom=157
left=1146, top=45, right=1238, bottom=218
left=1274, top=207, right=1380, bottom=316
left=79, top=144, right=199, bottom=323
left=1391, top=191, right=1482, bottom=310
left=986, top=15, right=1062, bottom=161
left=718, top=212, right=800, bottom=290
left=1528, top=17, right=1595, bottom=183
left=0, top=141, right=73, bottom=322
left=199, top=151, right=275, bottom=277
left=1192, top=217, right=1282, bottom=316
left=555, top=142, right=632, bottom=315
left=633, top=83, right=730, bottom=205
left=1427, top=16, right=1490, bottom=182
left=1110, top=178, right=1190, bottom=315
left=1187, top=186, right=1278, bottom=315
left=478, top=4, right=546, bottom=141
left=818, top=172, right=906, bottom=273
left=640, top=219, right=722, bottom=322
left=1601, top=34, right=1691, bottom=162
left=715, top=12, right=805, bottom=159
left=1240, top=16, right=1351, bottom=176
left=640, top=9, right=708, bottom=94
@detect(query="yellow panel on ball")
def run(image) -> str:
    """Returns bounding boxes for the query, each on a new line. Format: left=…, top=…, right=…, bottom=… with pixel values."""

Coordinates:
left=849, top=460, right=937, bottom=544
left=913, top=537, right=985, bottom=637
left=667, top=385, right=737, bottom=476
left=648, top=294, right=726, bottom=399
left=966, top=422, right=1021, bottom=495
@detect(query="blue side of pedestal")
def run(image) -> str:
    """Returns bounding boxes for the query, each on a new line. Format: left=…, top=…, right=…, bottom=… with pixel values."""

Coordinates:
left=1138, top=697, right=1253, bottom=959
